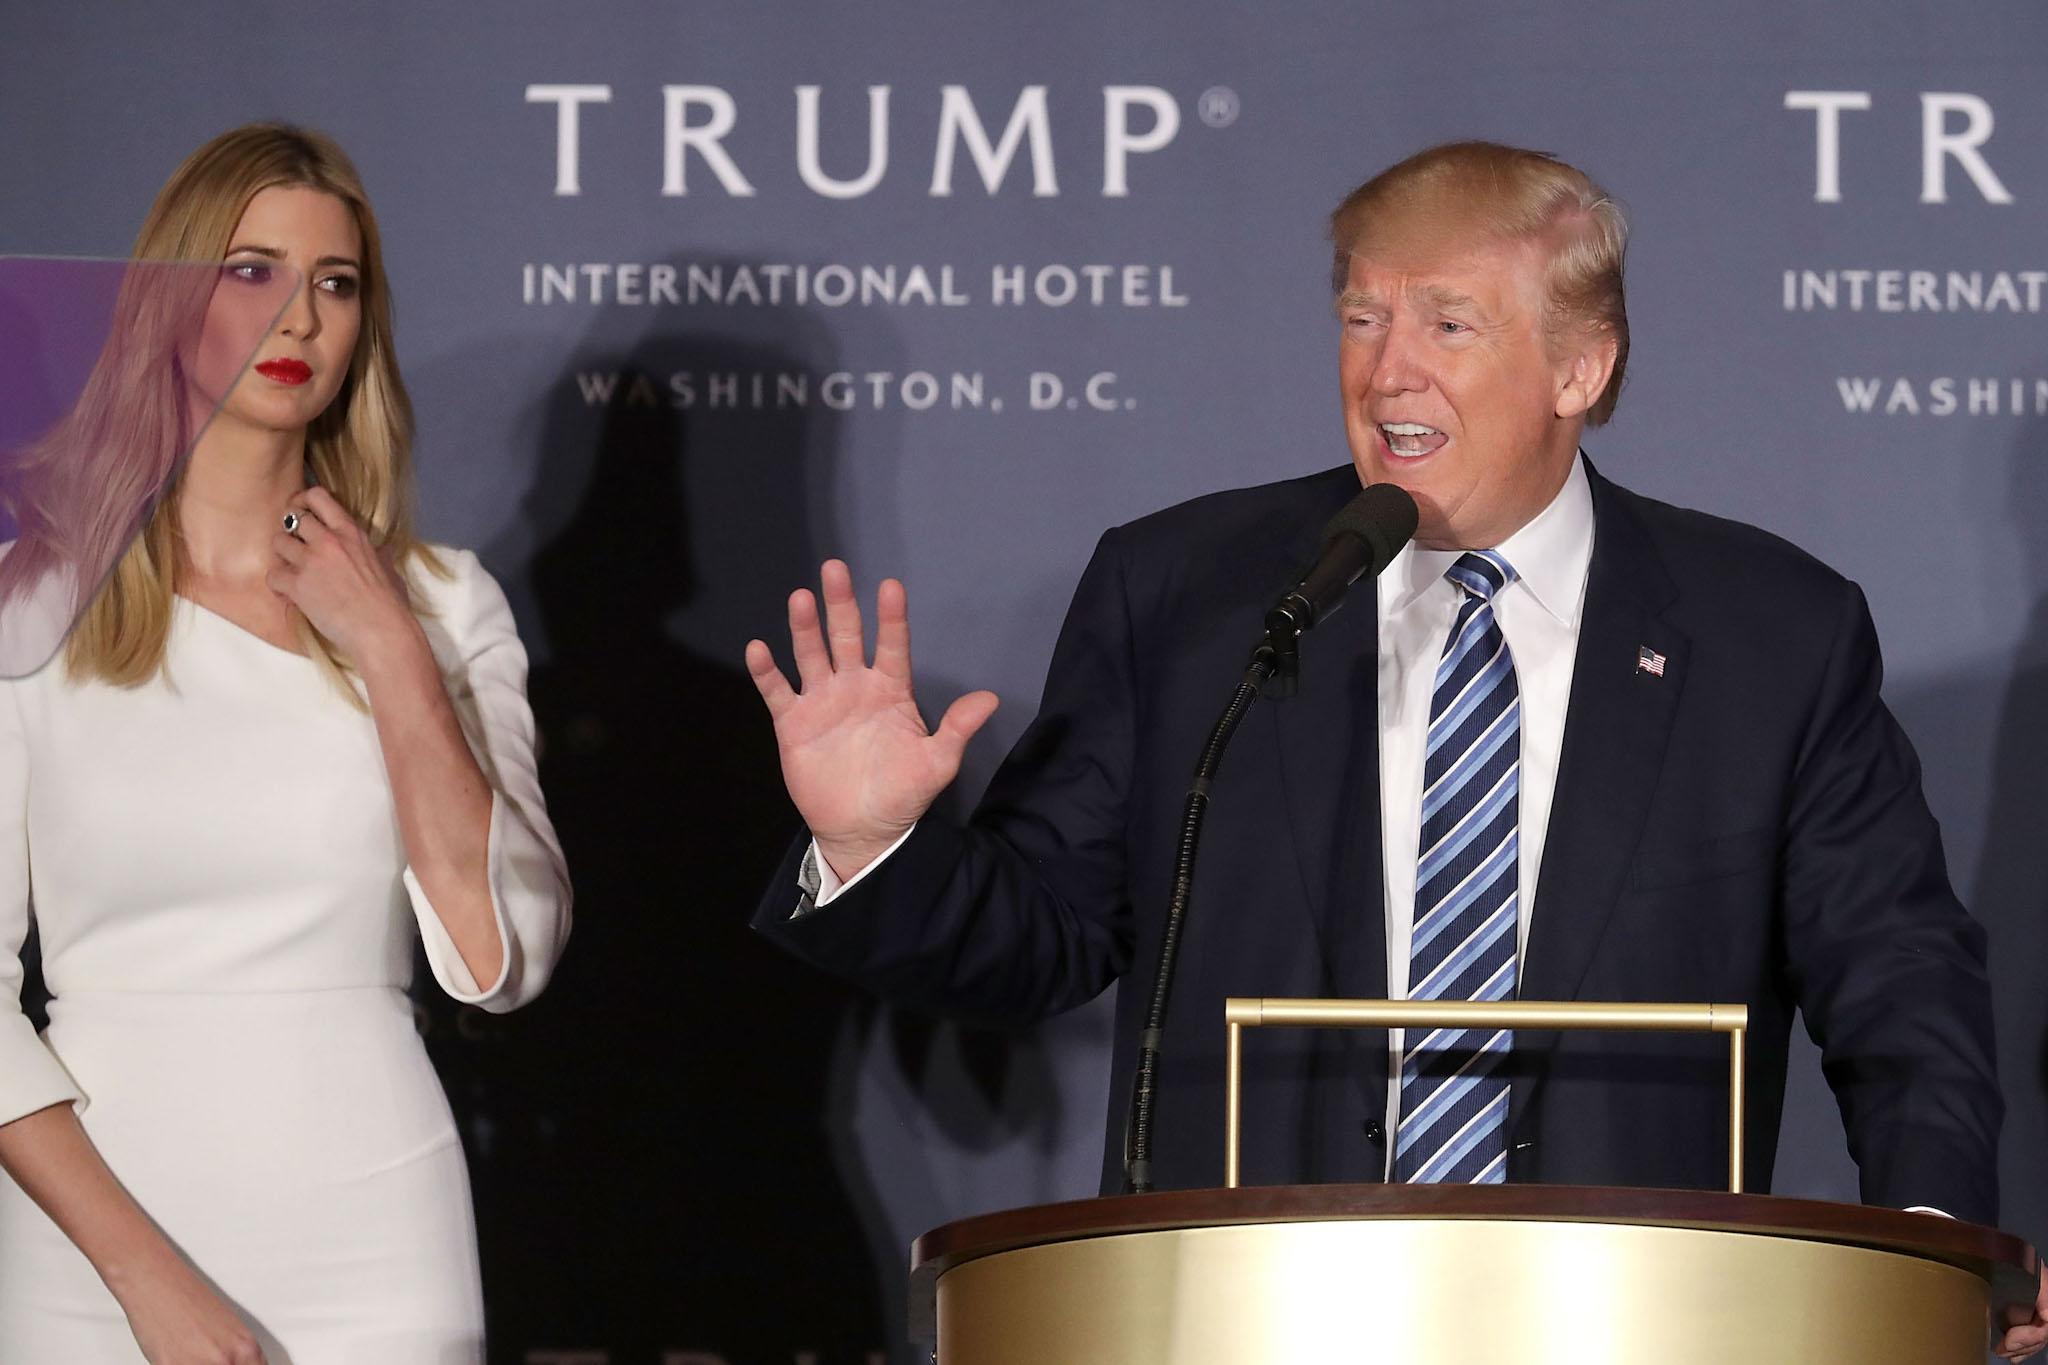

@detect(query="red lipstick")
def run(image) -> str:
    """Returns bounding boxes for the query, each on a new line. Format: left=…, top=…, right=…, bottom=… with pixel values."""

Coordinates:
left=255, top=358, right=312, bottom=386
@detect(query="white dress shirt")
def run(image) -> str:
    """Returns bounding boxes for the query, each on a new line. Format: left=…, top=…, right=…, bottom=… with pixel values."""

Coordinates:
left=1375, top=455, right=1594, bottom=1170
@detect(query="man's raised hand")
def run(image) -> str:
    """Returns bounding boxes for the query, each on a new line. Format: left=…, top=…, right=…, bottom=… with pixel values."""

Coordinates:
left=745, top=560, right=999, bottom=883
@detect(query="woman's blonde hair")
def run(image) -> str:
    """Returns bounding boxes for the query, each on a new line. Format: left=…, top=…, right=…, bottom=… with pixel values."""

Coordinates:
left=0, top=122, right=439, bottom=696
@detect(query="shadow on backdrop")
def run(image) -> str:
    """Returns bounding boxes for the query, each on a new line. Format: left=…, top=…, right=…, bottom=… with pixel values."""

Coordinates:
left=1890, top=402, right=2048, bottom=1255
left=419, top=299, right=888, bottom=1364
left=401, top=256, right=1115, bottom=1364
left=1958, top=405, right=2048, bottom=1251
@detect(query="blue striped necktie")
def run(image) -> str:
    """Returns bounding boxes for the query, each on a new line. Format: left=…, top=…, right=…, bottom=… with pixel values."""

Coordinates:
left=1395, top=549, right=1520, bottom=1185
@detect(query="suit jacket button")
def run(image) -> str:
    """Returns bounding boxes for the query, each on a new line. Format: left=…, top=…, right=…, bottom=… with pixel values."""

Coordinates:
left=1363, top=1120, right=1385, bottom=1145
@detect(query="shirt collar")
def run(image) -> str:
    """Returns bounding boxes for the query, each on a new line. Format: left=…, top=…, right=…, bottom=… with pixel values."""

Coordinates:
left=1380, top=451, right=1595, bottom=627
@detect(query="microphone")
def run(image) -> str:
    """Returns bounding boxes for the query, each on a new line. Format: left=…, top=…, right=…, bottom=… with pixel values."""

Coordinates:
left=1120, top=481, right=1417, bottom=1194
left=1259, top=483, right=1417, bottom=696
left=1266, top=482, right=1419, bottom=638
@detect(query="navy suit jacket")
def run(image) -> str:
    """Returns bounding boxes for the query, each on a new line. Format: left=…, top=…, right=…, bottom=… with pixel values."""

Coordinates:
left=754, top=461, right=2002, bottom=1223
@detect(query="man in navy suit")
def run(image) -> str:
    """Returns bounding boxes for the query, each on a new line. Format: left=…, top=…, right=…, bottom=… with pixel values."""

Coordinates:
left=745, top=141, right=2044, bottom=1355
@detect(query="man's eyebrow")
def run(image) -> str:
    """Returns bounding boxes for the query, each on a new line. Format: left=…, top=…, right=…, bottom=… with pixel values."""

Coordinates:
left=1420, top=284, right=1481, bottom=311
left=1337, top=284, right=1488, bottom=313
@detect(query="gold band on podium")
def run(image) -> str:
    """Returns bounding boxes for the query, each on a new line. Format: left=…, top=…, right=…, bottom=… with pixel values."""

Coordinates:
left=1222, top=998, right=1750, bottom=1191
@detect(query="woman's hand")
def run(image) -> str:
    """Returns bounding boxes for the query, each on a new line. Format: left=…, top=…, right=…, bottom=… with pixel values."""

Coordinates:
left=0, top=1107, right=267, bottom=1365
left=267, top=484, right=421, bottom=665
left=110, top=1252, right=267, bottom=1364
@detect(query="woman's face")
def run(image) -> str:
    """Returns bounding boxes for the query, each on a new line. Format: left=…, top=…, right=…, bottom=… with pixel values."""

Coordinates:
left=192, top=185, right=364, bottom=439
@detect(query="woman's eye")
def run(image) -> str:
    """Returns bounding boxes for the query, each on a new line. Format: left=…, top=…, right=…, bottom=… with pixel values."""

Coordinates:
left=224, top=262, right=273, bottom=285
left=318, top=275, right=360, bottom=298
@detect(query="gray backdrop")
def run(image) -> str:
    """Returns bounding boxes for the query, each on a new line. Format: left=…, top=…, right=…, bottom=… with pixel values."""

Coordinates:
left=4, top=3, right=2045, bottom=1362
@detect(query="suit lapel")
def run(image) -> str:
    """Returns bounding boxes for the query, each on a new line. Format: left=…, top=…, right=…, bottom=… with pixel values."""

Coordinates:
left=1510, top=467, right=1688, bottom=1136
left=1267, top=465, right=1687, bottom=1134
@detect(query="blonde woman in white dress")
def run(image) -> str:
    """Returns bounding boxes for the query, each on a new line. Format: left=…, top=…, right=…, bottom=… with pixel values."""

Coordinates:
left=0, top=124, right=571, bottom=1364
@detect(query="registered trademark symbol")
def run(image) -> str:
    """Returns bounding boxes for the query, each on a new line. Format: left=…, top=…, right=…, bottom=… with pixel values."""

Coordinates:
left=1198, top=86, right=1240, bottom=129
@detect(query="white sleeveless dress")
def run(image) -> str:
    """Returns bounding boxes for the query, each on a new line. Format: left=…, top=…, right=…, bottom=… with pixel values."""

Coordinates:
left=0, top=548, right=571, bottom=1364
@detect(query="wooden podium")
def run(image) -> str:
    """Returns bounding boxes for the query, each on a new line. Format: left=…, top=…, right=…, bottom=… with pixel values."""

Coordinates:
left=911, top=1184, right=2037, bottom=1364
left=909, top=1000, right=2037, bottom=1363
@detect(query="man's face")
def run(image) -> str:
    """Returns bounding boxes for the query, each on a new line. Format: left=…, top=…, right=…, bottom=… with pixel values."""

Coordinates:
left=1337, top=234, right=1591, bottom=550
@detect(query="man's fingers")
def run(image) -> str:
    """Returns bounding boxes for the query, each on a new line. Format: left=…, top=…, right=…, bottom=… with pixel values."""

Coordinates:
left=745, top=638, right=797, bottom=717
left=820, top=559, right=867, bottom=671
left=1996, top=1313, right=2048, bottom=1360
left=873, top=577, right=912, bottom=682
left=1996, top=1330, right=2046, bottom=1362
left=931, top=690, right=1000, bottom=760
left=787, top=588, right=831, bottom=687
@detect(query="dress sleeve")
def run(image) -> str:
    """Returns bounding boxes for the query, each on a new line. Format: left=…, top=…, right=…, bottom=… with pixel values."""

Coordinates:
left=0, top=681, right=84, bottom=1123
left=402, top=551, right=572, bottom=1012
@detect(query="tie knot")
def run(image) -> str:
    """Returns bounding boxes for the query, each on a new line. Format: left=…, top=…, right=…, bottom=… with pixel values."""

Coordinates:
left=1446, top=550, right=1516, bottom=602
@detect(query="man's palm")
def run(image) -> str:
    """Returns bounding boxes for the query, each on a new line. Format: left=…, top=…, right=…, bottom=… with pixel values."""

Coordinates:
left=747, top=561, right=998, bottom=880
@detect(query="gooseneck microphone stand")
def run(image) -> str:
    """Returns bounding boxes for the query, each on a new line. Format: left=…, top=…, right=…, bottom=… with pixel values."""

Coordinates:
left=1121, top=483, right=1414, bottom=1195
left=1122, top=628, right=1290, bottom=1195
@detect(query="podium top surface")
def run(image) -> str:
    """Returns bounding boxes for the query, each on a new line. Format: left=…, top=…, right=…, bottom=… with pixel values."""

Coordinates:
left=909, top=1187, right=2039, bottom=1356
left=911, top=1183, right=2035, bottom=1297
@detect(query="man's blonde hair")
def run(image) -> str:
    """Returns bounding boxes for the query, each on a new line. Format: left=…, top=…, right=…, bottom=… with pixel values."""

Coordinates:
left=1328, top=141, right=1630, bottom=425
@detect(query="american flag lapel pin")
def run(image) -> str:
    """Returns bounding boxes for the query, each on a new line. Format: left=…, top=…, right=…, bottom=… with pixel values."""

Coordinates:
left=1636, top=645, right=1667, bottom=678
